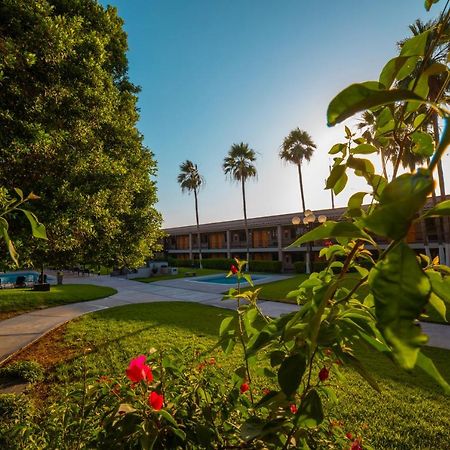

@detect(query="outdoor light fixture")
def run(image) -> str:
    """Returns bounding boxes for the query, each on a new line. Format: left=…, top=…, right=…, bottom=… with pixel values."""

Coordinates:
left=292, top=210, right=328, bottom=274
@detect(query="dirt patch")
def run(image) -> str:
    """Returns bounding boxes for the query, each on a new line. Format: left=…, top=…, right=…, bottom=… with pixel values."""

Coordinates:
left=0, top=311, right=27, bottom=321
left=6, top=324, right=79, bottom=370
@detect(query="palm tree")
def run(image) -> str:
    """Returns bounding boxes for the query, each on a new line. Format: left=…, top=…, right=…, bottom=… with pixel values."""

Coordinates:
left=177, top=160, right=204, bottom=268
left=279, top=128, right=316, bottom=213
left=398, top=18, right=450, bottom=263
left=223, top=143, right=257, bottom=269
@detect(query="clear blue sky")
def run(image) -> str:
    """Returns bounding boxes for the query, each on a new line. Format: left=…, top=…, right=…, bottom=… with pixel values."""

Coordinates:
left=101, top=0, right=448, bottom=227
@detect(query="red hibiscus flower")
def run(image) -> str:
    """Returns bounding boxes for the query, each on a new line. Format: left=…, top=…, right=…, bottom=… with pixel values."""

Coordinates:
left=290, top=404, right=298, bottom=414
left=346, top=432, right=353, bottom=440
left=350, top=439, right=362, bottom=450
left=230, top=264, right=238, bottom=274
left=126, top=355, right=153, bottom=383
left=149, top=391, right=164, bottom=410
left=240, top=382, right=249, bottom=393
left=319, top=367, right=329, bottom=382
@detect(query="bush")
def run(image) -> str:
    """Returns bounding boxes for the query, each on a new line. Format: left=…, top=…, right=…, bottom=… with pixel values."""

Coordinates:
left=168, top=258, right=196, bottom=268
left=201, top=258, right=235, bottom=270
left=0, top=360, right=44, bottom=383
left=248, top=260, right=282, bottom=273
left=294, top=261, right=306, bottom=273
left=0, top=394, right=32, bottom=419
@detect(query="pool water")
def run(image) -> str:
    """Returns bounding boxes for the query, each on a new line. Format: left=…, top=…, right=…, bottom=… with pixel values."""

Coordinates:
left=192, top=274, right=268, bottom=285
left=0, top=271, right=55, bottom=284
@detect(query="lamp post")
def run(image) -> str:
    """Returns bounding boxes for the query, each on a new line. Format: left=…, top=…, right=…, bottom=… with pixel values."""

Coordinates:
left=292, top=211, right=327, bottom=274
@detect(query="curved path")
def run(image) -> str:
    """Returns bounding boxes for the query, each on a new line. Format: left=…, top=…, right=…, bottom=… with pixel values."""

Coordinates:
left=1, top=275, right=449, bottom=364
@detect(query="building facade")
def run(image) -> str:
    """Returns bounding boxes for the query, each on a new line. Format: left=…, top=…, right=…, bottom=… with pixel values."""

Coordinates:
left=163, top=200, right=450, bottom=270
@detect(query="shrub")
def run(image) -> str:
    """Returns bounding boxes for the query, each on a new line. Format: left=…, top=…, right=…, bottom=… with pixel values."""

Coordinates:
left=294, top=261, right=306, bottom=273
left=0, top=360, right=44, bottom=383
left=248, top=260, right=282, bottom=273
left=200, top=258, right=234, bottom=270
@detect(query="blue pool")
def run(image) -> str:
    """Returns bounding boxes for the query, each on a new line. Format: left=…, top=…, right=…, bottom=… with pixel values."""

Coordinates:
left=0, top=271, right=55, bottom=285
left=192, top=274, right=268, bottom=285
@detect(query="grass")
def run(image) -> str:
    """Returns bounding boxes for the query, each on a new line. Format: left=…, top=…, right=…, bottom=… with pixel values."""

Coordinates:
left=241, top=273, right=308, bottom=302
left=0, top=284, right=117, bottom=320
left=14, top=302, right=450, bottom=449
left=244, top=274, right=450, bottom=325
left=134, top=267, right=224, bottom=283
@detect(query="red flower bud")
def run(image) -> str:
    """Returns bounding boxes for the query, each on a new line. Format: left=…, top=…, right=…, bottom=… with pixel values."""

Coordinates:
left=240, top=382, right=249, bottom=393
left=319, top=367, right=329, bottom=382
left=209, top=357, right=216, bottom=365
left=351, top=439, right=362, bottom=450
left=149, top=391, right=164, bottom=410
left=126, top=355, right=153, bottom=383
left=290, top=404, right=298, bottom=414
left=230, top=264, right=238, bottom=274
left=346, top=432, right=353, bottom=440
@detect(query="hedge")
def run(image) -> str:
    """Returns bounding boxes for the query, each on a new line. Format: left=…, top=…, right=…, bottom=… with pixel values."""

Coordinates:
left=168, top=258, right=282, bottom=273
left=294, top=261, right=328, bottom=273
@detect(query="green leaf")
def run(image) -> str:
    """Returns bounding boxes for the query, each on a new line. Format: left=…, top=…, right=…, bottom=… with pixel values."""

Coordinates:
left=329, top=143, right=346, bottom=155
left=350, top=144, right=378, bottom=155
left=333, top=171, right=348, bottom=195
left=426, top=270, right=450, bottom=304
left=326, top=165, right=346, bottom=190
left=413, top=113, right=427, bottom=128
left=362, top=170, right=434, bottom=240
left=0, top=217, right=18, bottom=266
left=219, top=316, right=235, bottom=337
left=14, top=187, right=24, bottom=200
left=416, top=352, right=450, bottom=395
left=278, top=353, right=307, bottom=397
left=297, top=390, right=324, bottom=428
left=400, top=30, right=431, bottom=57
left=158, top=409, right=178, bottom=427
left=288, top=221, right=370, bottom=247
left=347, top=156, right=375, bottom=175
left=368, top=174, right=388, bottom=198
left=18, top=209, right=47, bottom=240
left=243, top=273, right=254, bottom=287
left=379, top=56, right=420, bottom=88
left=411, top=131, right=434, bottom=157
left=424, top=200, right=450, bottom=218
left=369, top=242, right=431, bottom=369
left=327, top=82, right=424, bottom=126
left=428, top=293, right=447, bottom=322
left=348, top=192, right=367, bottom=210
left=243, top=308, right=259, bottom=335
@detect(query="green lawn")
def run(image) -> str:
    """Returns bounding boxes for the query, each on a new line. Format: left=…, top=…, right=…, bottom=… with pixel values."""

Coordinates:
left=239, top=274, right=308, bottom=302
left=134, top=267, right=224, bottom=283
left=244, top=274, right=449, bottom=324
left=0, top=284, right=117, bottom=320
left=19, top=302, right=450, bottom=449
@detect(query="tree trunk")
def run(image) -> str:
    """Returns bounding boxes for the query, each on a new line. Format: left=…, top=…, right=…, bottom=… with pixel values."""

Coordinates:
left=297, top=163, right=306, bottom=213
left=194, top=189, right=202, bottom=269
left=432, top=113, right=449, bottom=264
left=242, top=178, right=250, bottom=271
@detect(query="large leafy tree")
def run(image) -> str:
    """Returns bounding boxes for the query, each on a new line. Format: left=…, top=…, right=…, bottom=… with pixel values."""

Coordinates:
left=223, top=143, right=257, bottom=267
left=0, top=0, right=162, bottom=268
left=177, top=160, right=204, bottom=268
left=279, top=128, right=316, bottom=213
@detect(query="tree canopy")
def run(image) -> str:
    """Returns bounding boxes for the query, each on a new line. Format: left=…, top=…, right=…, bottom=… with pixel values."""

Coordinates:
left=0, top=0, right=162, bottom=268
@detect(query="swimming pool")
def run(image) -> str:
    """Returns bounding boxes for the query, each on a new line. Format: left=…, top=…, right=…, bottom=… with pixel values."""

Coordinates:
left=191, top=274, right=269, bottom=285
left=0, top=271, right=55, bottom=285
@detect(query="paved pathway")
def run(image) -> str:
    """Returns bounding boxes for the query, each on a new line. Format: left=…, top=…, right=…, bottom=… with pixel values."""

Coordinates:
left=1, top=275, right=449, bottom=364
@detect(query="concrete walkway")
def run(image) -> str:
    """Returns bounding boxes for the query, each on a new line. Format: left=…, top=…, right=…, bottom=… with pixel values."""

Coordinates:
left=1, top=275, right=449, bottom=364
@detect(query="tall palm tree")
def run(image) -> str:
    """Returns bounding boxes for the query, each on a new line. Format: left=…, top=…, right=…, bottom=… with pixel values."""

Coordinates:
left=177, top=160, right=204, bottom=268
left=223, top=143, right=257, bottom=268
left=279, top=128, right=316, bottom=213
left=398, top=17, right=450, bottom=263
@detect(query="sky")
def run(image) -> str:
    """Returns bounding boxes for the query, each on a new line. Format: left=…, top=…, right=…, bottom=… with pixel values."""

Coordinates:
left=101, top=0, right=450, bottom=228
